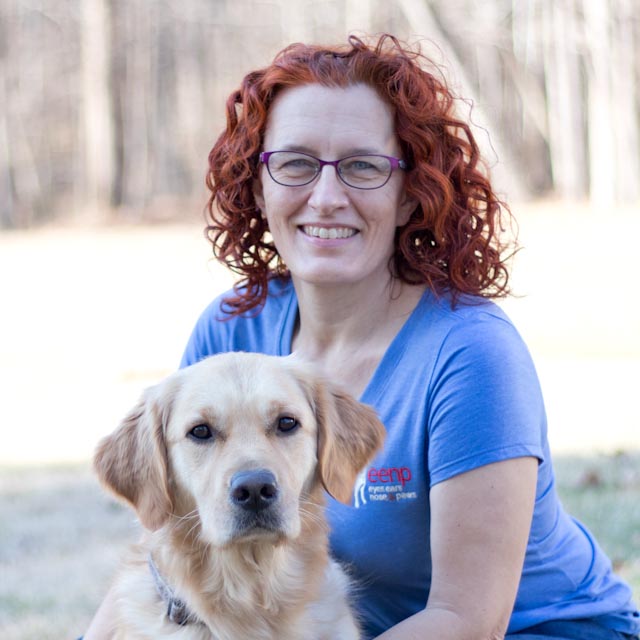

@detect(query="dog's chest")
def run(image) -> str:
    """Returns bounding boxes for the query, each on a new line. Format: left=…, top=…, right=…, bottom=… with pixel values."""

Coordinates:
left=170, top=556, right=359, bottom=640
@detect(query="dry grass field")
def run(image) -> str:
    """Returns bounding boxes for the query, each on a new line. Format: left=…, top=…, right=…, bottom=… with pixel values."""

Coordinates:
left=1, top=201, right=639, bottom=639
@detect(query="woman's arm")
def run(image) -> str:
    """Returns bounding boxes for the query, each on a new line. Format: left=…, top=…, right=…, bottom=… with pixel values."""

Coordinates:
left=375, top=456, right=538, bottom=640
left=83, top=585, right=118, bottom=640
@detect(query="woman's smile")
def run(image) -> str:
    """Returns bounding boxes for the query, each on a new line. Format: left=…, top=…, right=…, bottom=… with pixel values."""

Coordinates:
left=300, top=225, right=359, bottom=240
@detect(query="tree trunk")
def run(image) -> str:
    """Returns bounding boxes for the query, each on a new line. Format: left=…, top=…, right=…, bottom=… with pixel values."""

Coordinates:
left=114, top=0, right=153, bottom=210
left=0, top=1, right=13, bottom=228
left=541, top=0, right=588, bottom=200
left=611, top=0, right=639, bottom=203
left=583, top=0, right=616, bottom=206
left=81, top=0, right=116, bottom=216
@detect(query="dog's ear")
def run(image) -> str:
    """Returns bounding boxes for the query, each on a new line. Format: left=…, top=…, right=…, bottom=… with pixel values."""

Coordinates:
left=93, top=382, right=175, bottom=531
left=312, top=380, right=386, bottom=505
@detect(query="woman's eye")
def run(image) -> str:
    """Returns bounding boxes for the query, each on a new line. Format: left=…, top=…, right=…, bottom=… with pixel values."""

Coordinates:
left=188, top=425, right=213, bottom=441
left=283, top=159, right=314, bottom=168
left=350, top=160, right=375, bottom=170
left=277, top=416, right=300, bottom=434
left=279, top=159, right=317, bottom=174
left=342, top=159, right=384, bottom=175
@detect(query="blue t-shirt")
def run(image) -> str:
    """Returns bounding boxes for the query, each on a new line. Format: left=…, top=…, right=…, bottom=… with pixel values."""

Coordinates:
left=180, top=277, right=640, bottom=639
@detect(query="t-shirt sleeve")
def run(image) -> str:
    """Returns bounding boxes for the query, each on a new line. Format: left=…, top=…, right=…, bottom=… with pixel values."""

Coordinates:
left=427, top=311, right=546, bottom=486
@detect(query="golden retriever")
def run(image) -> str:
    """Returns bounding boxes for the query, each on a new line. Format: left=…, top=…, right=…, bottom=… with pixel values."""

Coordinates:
left=94, top=352, right=385, bottom=640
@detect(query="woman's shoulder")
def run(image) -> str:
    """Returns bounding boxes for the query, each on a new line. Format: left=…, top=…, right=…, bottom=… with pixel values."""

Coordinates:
left=404, top=291, right=538, bottom=389
left=196, top=276, right=294, bottom=321
left=416, top=291, right=524, bottom=346
left=180, top=277, right=296, bottom=367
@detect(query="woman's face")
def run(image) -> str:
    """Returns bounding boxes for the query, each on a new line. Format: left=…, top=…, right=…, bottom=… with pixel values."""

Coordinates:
left=253, top=83, right=415, bottom=291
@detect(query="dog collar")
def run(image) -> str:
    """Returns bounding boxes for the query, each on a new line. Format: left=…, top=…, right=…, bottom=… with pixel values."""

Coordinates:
left=148, top=554, right=202, bottom=626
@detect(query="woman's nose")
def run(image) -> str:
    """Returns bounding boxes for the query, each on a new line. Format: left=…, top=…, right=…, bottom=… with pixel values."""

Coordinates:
left=307, top=165, right=349, bottom=213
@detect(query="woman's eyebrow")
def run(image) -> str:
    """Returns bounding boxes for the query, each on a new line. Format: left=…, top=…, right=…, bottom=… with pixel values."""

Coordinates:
left=273, top=143, right=384, bottom=156
left=274, top=143, right=316, bottom=153
left=342, top=147, right=383, bottom=156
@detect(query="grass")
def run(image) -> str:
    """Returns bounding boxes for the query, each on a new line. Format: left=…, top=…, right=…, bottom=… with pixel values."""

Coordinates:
left=553, top=452, right=640, bottom=599
left=0, top=464, right=139, bottom=640
left=0, top=453, right=638, bottom=640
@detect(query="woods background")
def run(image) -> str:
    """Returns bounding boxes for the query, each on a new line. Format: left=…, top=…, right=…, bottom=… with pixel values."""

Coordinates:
left=1, top=0, right=639, bottom=229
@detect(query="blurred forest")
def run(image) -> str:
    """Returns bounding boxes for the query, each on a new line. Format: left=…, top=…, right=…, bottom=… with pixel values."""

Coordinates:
left=0, top=0, right=639, bottom=228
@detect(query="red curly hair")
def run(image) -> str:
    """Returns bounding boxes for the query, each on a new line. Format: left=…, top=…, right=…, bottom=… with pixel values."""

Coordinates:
left=206, top=33, right=515, bottom=316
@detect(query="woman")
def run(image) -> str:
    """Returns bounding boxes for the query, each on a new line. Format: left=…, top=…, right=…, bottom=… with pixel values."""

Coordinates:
left=86, top=34, right=640, bottom=640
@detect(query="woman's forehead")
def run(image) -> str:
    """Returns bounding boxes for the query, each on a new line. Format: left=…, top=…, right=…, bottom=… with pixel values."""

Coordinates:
left=263, top=83, right=398, bottom=153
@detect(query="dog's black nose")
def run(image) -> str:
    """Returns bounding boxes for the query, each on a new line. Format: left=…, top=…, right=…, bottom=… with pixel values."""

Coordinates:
left=230, top=470, right=278, bottom=512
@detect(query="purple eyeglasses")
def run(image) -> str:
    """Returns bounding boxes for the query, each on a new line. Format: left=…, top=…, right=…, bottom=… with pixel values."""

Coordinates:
left=259, top=150, right=407, bottom=190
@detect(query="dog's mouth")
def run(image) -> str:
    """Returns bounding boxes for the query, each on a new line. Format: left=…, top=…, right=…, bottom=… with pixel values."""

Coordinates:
left=231, top=511, right=285, bottom=542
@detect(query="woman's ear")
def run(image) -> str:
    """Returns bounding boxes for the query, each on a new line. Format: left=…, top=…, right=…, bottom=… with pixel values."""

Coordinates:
left=253, top=178, right=266, bottom=216
left=396, top=189, right=418, bottom=227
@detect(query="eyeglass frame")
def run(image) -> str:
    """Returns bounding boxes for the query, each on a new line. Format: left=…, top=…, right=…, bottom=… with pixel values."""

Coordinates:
left=259, top=150, right=408, bottom=190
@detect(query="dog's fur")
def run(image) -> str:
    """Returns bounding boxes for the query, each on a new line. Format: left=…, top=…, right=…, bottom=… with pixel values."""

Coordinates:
left=94, top=352, right=385, bottom=640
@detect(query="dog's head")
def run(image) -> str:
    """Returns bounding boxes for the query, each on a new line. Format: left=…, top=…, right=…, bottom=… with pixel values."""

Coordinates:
left=94, top=353, right=385, bottom=547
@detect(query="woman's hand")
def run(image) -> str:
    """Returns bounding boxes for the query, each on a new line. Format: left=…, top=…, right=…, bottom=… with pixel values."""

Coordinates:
left=376, top=456, right=538, bottom=640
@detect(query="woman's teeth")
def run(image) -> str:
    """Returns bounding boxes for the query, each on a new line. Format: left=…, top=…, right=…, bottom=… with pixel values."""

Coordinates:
left=302, top=226, right=356, bottom=239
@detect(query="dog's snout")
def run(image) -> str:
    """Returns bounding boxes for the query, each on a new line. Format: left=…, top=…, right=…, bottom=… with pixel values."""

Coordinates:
left=230, top=469, right=278, bottom=512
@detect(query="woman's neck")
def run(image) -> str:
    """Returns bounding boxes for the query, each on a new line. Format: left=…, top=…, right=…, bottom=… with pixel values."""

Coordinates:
left=290, top=276, right=425, bottom=395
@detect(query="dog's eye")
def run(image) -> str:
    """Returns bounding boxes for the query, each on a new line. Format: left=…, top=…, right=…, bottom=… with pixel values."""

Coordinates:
left=188, top=424, right=213, bottom=441
left=277, top=416, right=299, bottom=435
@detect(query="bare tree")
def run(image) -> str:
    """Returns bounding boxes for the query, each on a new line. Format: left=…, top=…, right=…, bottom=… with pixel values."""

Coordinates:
left=82, top=0, right=116, bottom=216
left=611, top=0, right=640, bottom=203
left=0, top=1, right=13, bottom=228
left=541, top=0, right=588, bottom=200
left=583, top=0, right=617, bottom=206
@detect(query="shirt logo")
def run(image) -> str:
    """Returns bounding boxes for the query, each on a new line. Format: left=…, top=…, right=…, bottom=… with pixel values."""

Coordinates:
left=354, top=467, right=369, bottom=508
left=353, top=465, right=418, bottom=507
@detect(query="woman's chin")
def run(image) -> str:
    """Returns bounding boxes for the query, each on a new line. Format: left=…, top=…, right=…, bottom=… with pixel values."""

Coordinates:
left=291, top=265, right=390, bottom=291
